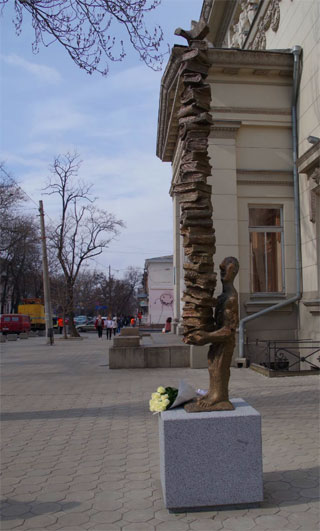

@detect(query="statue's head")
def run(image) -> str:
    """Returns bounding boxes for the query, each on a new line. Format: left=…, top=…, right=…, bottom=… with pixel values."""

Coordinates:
left=220, top=256, right=239, bottom=283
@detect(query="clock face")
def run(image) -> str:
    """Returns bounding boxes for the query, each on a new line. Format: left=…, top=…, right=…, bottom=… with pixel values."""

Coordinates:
left=160, top=293, right=173, bottom=305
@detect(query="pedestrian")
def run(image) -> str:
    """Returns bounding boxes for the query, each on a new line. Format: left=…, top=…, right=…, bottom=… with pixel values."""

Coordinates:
left=130, top=316, right=136, bottom=327
left=164, top=317, right=172, bottom=333
left=95, top=315, right=104, bottom=338
left=105, top=315, right=113, bottom=340
left=112, top=316, right=117, bottom=336
left=137, top=311, right=142, bottom=326
left=58, top=317, right=63, bottom=334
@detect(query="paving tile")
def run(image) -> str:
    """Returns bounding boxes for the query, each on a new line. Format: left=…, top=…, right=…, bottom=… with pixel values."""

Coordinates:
left=288, top=511, right=320, bottom=527
left=156, top=520, right=192, bottom=530
left=0, top=518, right=25, bottom=529
left=122, top=524, right=156, bottom=531
left=124, top=488, right=154, bottom=500
left=91, top=498, right=123, bottom=511
left=54, top=512, right=91, bottom=527
left=122, top=498, right=154, bottom=511
left=86, top=525, right=121, bottom=531
left=90, top=510, right=123, bottom=523
left=299, top=487, right=320, bottom=499
left=254, top=514, right=292, bottom=529
left=30, top=501, right=62, bottom=515
left=19, top=514, right=58, bottom=528
left=190, top=520, right=223, bottom=530
left=1, top=503, right=31, bottom=517
left=64, top=491, right=95, bottom=502
left=122, top=508, right=155, bottom=523
left=223, top=516, right=256, bottom=530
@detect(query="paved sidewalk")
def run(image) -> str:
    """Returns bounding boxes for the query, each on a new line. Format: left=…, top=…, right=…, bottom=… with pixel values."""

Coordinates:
left=0, top=334, right=319, bottom=531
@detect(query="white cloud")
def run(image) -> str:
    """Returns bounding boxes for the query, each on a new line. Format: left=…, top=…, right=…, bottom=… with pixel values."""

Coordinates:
left=2, top=53, right=62, bottom=84
left=31, top=99, right=88, bottom=134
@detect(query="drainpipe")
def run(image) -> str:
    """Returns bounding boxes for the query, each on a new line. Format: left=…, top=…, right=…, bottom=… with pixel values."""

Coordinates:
left=238, top=45, right=303, bottom=358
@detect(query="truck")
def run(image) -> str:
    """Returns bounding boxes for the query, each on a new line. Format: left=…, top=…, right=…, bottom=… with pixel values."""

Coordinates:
left=18, top=298, right=45, bottom=331
left=0, top=314, right=31, bottom=335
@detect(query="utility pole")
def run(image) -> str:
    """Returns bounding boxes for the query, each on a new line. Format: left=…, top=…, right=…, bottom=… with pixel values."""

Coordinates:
left=108, top=265, right=112, bottom=316
left=39, top=200, right=54, bottom=345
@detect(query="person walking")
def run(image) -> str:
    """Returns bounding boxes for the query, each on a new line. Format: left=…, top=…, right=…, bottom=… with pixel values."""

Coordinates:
left=58, top=317, right=63, bottom=334
left=95, top=315, right=104, bottom=338
left=105, top=315, right=113, bottom=340
left=130, top=316, right=136, bottom=327
left=112, top=316, right=118, bottom=336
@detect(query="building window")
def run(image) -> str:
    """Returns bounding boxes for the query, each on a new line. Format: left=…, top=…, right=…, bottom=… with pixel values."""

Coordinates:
left=249, top=206, right=284, bottom=294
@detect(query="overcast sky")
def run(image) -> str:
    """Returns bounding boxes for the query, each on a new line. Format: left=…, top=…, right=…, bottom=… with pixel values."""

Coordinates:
left=1, top=0, right=203, bottom=278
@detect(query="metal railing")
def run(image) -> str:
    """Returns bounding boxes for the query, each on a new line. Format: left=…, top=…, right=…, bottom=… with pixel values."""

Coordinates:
left=258, top=340, right=320, bottom=372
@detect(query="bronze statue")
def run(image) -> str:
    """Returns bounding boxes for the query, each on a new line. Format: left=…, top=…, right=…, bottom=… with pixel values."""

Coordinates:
left=184, top=257, right=239, bottom=412
left=173, top=23, right=239, bottom=412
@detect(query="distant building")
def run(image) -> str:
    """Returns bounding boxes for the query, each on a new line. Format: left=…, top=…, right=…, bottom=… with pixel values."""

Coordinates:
left=156, top=0, right=319, bottom=366
left=144, top=256, right=174, bottom=326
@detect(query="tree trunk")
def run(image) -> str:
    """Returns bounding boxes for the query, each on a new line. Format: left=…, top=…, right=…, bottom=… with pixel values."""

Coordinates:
left=67, top=281, right=80, bottom=337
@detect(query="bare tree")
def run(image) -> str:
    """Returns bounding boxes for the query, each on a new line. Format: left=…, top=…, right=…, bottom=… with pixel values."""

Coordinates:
left=97, top=266, right=141, bottom=317
left=1, top=214, right=42, bottom=313
left=0, top=163, right=27, bottom=255
left=44, top=152, right=124, bottom=337
left=1, top=0, right=166, bottom=75
left=0, top=164, right=43, bottom=312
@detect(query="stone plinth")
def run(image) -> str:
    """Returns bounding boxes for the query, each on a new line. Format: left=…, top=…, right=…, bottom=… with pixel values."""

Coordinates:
left=109, top=345, right=190, bottom=369
left=7, top=334, right=18, bottom=341
left=120, top=327, right=140, bottom=336
left=159, top=398, right=263, bottom=511
left=113, top=336, right=140, bottom=347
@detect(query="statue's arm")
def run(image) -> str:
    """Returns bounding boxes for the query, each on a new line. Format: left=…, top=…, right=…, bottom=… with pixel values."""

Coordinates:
left=184, top=296, right=238, bottom=346
left=184, top=326, right=232, bottom=346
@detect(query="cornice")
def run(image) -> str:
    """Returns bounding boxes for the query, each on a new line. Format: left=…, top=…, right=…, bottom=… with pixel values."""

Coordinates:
left=210, top=119, right=241, bottom=139
left=211, top=106, right=291, bottom=115
left=237, top=169, right=293, bottom=186
left=156, top=47, right=293, bottom=163
left=297, top=141, right=320, bottom=175
left=156, top=45, right=186, bottom=161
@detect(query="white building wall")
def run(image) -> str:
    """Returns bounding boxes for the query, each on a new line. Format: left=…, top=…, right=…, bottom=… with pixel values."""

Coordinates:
left=263, top=0, right=320, bottom=341
left=147, top=260, right=174, bottom=325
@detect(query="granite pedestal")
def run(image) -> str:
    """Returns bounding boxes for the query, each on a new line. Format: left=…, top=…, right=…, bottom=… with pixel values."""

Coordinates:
left=159, top=398, right=263, bottom=511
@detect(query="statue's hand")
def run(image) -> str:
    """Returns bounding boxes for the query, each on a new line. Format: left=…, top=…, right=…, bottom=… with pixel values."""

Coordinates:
left=184, top=330, right=210, bottom=346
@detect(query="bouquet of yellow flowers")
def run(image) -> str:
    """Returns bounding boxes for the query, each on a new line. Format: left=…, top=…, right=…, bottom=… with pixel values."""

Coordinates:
left=149, top=386, right=178, bottom=413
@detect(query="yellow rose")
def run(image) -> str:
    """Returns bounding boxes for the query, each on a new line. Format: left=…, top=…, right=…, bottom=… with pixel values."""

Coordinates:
left=152, top=392, right=161, bottom=400
left=157, top=386, right=166, bottom=394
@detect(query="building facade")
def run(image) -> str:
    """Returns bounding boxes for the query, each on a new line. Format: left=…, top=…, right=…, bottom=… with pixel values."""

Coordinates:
left=157, top=0, right=319, bottom=366
left=144, top=256, right=174, bottom=326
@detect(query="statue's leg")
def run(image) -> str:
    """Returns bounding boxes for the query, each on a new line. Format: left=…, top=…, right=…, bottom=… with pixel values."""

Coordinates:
left=185, top=341, right=235, bottom=412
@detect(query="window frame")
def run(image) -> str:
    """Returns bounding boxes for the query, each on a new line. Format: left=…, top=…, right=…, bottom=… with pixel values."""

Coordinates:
left=248, top=204, right=285, bottom=296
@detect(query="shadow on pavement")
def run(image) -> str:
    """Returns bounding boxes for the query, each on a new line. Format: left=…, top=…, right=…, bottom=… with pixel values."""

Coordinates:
left=1, top=499, right=80, bottom=520
left=0, top=400, right=147, bottom=421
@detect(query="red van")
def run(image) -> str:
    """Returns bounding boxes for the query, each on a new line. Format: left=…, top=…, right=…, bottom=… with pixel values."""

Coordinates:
left=0, top=314, right=31, bottom=335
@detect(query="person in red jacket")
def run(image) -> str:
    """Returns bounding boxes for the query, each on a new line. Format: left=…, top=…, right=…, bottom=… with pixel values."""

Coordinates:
left=95, top=315, right=104, bottom=338
left=164, top=317, right=172, bottom=333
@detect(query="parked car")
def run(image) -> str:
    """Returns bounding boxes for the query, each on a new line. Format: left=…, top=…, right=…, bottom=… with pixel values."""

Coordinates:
left=0, top=314, right=31, bottom=335
left=74, top=315, right=87, bottom=325
left=76, top=318, right=96, bottom=332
